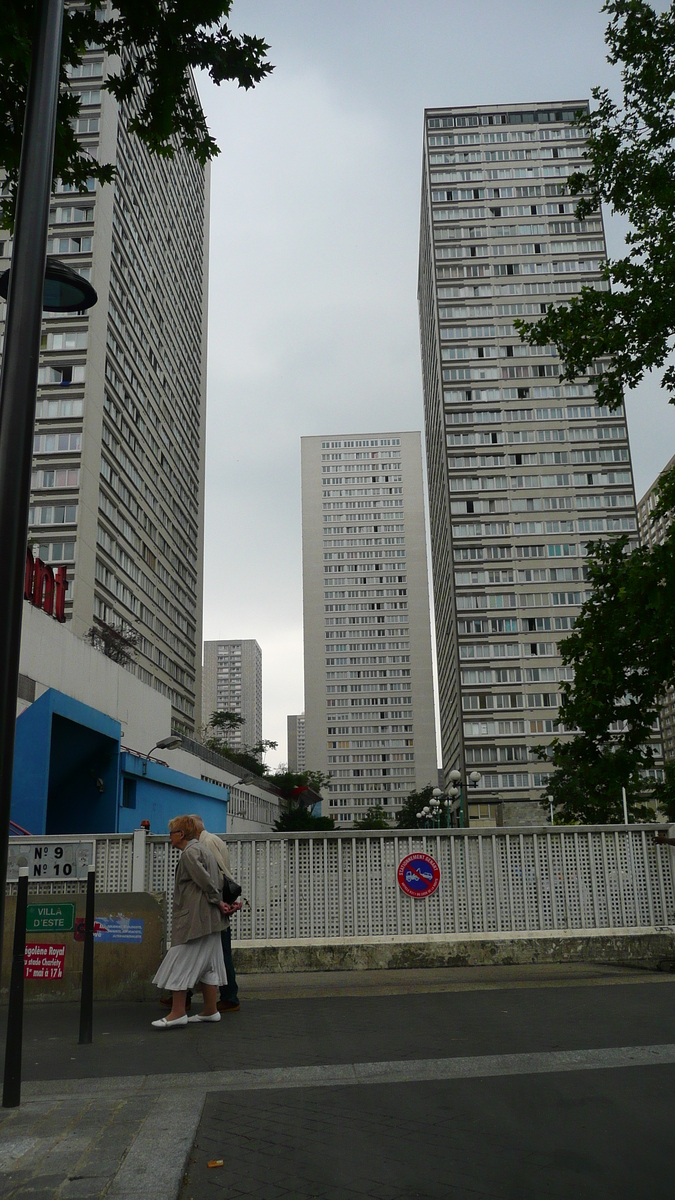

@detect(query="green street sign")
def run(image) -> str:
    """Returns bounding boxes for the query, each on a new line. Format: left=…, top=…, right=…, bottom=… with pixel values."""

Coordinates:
left=26, top=903, right=75, bottom=933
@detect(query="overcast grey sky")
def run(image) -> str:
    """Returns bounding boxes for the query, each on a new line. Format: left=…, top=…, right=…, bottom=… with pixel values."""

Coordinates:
left=197, top=1, right=675, bottom=768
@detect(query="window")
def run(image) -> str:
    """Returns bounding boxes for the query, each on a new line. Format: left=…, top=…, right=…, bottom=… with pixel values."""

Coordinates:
left=67, top=61, right=103, bottom=79
left=31, top=468, right=80, bottom=489
left=35, top=398, right=83, bottom=418
left=37, top=365, right=85, bottom=387
left=41, top=331, right=88, bottom=351
left=47, top=236, right=93, bottom=255
left=28, top=504, right=78, bottom=526
left=52, top=206, right=94, bottom=224
left=33, top=541, right=76, bottom=562
left=73, top=89, right=101, bottom=106
left=33, top=432, right=81, bottom=454
left=71, top=117, right=100, bottom=134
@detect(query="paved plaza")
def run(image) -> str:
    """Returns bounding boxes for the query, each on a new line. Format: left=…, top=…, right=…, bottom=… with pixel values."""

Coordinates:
left=0, top=964, right=673, bottom=1198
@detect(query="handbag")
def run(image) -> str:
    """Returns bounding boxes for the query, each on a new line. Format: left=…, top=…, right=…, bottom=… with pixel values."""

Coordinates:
left=222, top=874, right=242, bottom=905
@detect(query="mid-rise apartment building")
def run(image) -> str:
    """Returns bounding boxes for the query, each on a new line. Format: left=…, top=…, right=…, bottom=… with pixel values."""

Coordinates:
left=287, top=713, right=306, bottom=772
left=0, top=47, right=209, bottom=734
left=418, top=101, right=638, bottom=824
left=302, top=432, right=438, bottom=824
left=638, top=454, right=675, bottom=762
left=202, top=640, right=263, bottom=752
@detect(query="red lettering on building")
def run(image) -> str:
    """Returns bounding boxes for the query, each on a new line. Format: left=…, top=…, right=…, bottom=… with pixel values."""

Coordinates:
left=25, top=548, right=66, bottom=622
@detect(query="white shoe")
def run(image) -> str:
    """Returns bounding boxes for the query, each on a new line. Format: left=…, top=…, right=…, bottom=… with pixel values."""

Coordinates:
left=187, top=1011, right=221, bottom=1023
left=151, top=1015, right=189, bottom=1029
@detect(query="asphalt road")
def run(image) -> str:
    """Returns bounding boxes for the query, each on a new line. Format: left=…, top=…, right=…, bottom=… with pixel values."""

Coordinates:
left=1, top=965, right=674, bottom=1199
left=3, top=964, right=675, bottom=1083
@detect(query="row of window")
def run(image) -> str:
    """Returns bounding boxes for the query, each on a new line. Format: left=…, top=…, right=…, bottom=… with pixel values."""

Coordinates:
left=464, top=718, right=561, bottom=737
left=450, top=496, right=633, bottom=517
left=456, top=568, right=586, bottom=585
left=447, top=429, right=627, bottom=446
left=456, top=591, right=589, bottom=610
left=461, top=642, right=557, bottom=660
left=461, top=667, right=572, bottom=684
left=452, top=518, right=635, bottom=537
left=450, top=471, right=631, bottom=488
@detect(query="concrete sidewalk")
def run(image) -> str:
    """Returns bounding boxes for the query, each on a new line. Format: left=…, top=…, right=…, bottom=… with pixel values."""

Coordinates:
left=0, top=964, right=674, bottom=1199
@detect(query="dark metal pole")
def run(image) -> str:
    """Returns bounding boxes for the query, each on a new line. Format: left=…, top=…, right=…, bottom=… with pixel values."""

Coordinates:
left=78, top=865, right=95, bottom=1044
left=2, top=867, right=28, bottom=1108
left=0, top=0, right=64, bottom=967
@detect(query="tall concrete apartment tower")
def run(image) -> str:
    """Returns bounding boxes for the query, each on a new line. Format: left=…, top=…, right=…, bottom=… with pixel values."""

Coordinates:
left=0, top=49, right=209, bottom=734
left=202, top=640, right=263, bottom=752
left=302, top=432, right=438, bottom=824
left=637, top=455, right=675, bottom=763
left=418, top=101, right=638, bottom=825
left=287, top=713, right=306, bottom=772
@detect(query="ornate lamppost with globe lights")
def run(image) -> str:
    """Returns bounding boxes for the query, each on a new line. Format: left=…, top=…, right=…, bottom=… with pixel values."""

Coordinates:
left=442, top=769, right=482, bottom=828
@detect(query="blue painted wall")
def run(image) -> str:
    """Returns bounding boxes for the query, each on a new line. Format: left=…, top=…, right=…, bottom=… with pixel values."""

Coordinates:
left=12, top=688, right=228, bottom=835
left=12, top=690, right=120, bottom=835
left=118, top=753, right=228, bottom=834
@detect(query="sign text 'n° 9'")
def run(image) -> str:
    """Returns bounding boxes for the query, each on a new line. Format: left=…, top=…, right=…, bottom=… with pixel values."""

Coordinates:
left=397, top=852, right=441, bottom=899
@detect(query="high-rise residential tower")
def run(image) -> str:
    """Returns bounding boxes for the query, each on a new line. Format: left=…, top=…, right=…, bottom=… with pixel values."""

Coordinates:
left=202, top=640, right=263, bottom=752
left=638, top=455, right=675, bottom=763
left=0, top=48, right=209, bottom=734
left=302, top=432, right=438, bottom=824
left=287, top=713, right=306, bottom=772
left=418, top=101, right=638, bottom=825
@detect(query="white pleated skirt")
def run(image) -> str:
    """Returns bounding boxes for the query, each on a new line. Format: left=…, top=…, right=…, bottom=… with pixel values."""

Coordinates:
left=152, top=931, right=227, bottom=992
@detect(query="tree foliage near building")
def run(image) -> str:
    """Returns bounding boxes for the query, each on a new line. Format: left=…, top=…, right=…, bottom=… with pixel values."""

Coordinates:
left=85, top=617, right=138, bottom=666
left=512, top=0, right=675, bottom=822
left=394, top=785, right=437, bottom=830
left=271, top=769, right=334, bottom=832
left=536, top=472, right=675, bottom=823
left=202, top=709, right=277, bottom=776
left=1, top=0, right=273, bottom=228
left=516, top=0, right=675, bottom=422
left=353, top=804, right=391, bottom=830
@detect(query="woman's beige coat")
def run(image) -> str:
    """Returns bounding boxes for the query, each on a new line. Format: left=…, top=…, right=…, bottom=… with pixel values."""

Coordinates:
left=171, top=839, right=225, bottom=945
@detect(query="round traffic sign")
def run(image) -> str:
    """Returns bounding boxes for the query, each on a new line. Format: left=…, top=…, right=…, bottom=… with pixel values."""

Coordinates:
left=397, top=852, right=440, bottom=899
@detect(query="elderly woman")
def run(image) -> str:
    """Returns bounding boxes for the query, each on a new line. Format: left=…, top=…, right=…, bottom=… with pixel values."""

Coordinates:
left=151, top=814, right=229, bottom=1029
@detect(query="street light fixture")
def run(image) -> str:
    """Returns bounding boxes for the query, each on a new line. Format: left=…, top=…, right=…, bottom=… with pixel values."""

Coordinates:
left=442, top=769, right=482, bottom=828
left=0, top=257, right=97, bottom=314
left=142, top=735, right=182, bottom=775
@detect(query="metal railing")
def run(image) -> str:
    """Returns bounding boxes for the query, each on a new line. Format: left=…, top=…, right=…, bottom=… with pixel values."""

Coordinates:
left=9, top=827, right=675, bottom=943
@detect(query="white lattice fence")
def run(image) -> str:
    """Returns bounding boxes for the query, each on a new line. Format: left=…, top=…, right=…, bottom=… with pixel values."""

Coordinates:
left=9, top=828, right=675, bottom=941
left=215, top=828, right=675, bottom=941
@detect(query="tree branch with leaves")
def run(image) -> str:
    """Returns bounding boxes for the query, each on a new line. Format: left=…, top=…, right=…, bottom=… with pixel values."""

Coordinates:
left=516, top=0, right=675, bottom=416
left=1, top=0, right=273, bottom=229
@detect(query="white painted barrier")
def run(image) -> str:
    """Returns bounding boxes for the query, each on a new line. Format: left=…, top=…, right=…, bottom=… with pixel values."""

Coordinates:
left=10, top=826, right=675, bottom=943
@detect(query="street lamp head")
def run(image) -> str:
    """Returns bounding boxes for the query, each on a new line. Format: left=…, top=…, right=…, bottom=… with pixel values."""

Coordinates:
left=157, top=735, right=182, bottom=750
left=469, top=770, right=481, bottom=784
left=448, top=769, right=461, bottom=783
left=155, top=735, right=182, bottom=750
left=0, top=256, right=97, bottom=313
left=448, top=786, right=459, bottom=798
left=432, top=787, right=443, bottom=798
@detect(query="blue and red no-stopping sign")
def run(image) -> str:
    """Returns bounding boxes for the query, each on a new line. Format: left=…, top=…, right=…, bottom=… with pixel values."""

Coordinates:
left=397, top=852, right=440, bottom=899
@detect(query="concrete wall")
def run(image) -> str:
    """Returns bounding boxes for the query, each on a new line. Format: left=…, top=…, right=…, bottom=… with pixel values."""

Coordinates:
left=1, top=890, right=165, bottom=1002
left=231, top=928, right=675, bottom=975
left=19, top=601, right=170, bottom=753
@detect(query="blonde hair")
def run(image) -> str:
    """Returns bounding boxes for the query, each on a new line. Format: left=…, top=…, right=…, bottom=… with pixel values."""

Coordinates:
left=168, top=814, right=201, bottom=842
